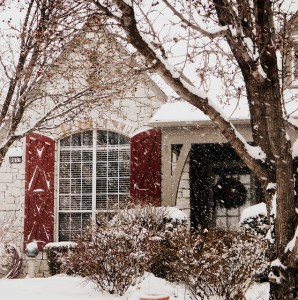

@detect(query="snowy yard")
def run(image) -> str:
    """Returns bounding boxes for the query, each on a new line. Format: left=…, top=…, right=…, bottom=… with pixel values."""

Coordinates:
left=0, top=273, right=269, bottom=300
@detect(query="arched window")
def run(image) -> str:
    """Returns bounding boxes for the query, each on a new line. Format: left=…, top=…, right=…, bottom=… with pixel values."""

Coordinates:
left=58, top=130, right=130, bottom=241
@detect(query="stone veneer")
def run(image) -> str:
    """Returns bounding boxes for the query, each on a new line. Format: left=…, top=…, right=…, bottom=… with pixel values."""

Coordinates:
left=173, top=154, right=191, bottom=221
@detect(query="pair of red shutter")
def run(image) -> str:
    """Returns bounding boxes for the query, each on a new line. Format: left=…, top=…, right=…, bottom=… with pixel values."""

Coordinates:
left=24, top=129, right=161, bottom=249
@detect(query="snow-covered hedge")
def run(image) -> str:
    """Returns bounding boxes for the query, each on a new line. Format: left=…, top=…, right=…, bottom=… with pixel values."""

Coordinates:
left=44, top=242, right=77, bottom=276
left=110, top=206, right=188, bottom=232
left=167, top=228, right=269, bottom=300
left=55, top=206, right=188, bottom=295
left=60, top=224, right=160, bottom=296
left=239, top=203, right=269, bottom=236
left=110, top=206, right=188, bottom=280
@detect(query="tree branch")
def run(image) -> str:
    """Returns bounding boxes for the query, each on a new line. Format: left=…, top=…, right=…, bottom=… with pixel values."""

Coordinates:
left=163, top=0, right=228, bottom=39
left=104, top=0, right=270, bottom=182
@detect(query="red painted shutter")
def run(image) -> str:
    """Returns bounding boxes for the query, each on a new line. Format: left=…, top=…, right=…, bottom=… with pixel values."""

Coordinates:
left=24, top=133, right=55, bottom=250
left=130, top=129, right=161, bottom=206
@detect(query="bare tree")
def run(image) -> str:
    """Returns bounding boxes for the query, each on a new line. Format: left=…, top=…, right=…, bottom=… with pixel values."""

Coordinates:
left=0, top=0, right=142, bottom=166
left=92, top=0, right=298, bottom=298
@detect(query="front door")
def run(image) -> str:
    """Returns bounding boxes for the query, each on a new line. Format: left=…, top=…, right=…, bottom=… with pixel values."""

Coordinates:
left=190, top=143, right=262, bottom=230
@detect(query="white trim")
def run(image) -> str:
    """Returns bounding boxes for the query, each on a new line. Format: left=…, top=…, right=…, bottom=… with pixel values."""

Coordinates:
left=92, top=130, right=97, bottom=224
left=56, top=140, right=61, bottom=241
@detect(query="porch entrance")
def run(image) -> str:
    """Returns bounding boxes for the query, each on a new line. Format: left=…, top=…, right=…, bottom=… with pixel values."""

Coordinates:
left=189, top=143, right=262, bottom=230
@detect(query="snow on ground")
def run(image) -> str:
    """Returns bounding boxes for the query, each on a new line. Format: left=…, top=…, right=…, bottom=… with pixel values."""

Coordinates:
left=0, top=273, right=270, bottom=300
left=0, top=273, right=188, bottom=300
left=245, top=282, right=270, bottom=300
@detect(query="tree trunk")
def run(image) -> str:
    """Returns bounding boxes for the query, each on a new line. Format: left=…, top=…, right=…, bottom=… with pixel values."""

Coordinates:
left=102, top=1, right=298, bottom=297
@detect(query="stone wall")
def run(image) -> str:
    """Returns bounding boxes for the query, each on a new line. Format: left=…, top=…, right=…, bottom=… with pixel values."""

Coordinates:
left=0, top=139, right=25, bottom=248
left=0, top=87, right=164, bottom=278
left=175, top=157, right=191, bottom=220
left=21, top=252, right=49, bottom=278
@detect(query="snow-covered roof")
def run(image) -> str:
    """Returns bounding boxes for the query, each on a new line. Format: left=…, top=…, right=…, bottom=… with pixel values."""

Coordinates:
left=150, top=95, right=298, bottom=127
left=149, top=101, right=250, bottom=126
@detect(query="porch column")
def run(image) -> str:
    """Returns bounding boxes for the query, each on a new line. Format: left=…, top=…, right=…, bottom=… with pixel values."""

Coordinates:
left=162, top=141, right=191, bottom=206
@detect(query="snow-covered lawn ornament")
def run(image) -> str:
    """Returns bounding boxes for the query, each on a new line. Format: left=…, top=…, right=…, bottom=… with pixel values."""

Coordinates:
left=0, top=243, right=15, bottom=278
left=0, top=216, right=22, bottom=279
left=25, top=241, right=39, bottom=278
left=25, top=241, right=39, bottom=258
left=0, top=243, right=22, bottom=279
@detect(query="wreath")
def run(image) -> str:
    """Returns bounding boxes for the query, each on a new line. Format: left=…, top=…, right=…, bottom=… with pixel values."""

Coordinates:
left=213, top=176, right=247, bottom=209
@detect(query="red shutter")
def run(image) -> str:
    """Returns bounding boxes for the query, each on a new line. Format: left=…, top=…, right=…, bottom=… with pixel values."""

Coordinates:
left=130, top=129, right=161, bottom=206
left=24, top=133, right=55, bottom=250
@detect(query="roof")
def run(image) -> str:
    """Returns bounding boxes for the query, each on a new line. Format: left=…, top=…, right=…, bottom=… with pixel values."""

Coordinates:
left=149, top=101, right=251, bottom=127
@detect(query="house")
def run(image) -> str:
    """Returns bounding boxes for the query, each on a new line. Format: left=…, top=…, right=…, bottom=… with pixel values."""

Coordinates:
left=1, top=14, right=298, bottom=278
left=0, top=19, right=166, bottom=277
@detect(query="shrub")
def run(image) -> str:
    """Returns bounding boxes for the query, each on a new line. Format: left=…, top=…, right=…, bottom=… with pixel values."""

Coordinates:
left=110, top=205, right=188, bottom=233
left=60, top=223, right=160, bottom=296
left=44, top=242, right=77, bottom=276
left=167, top=228, right=269, bottom=300
left=239, top=203, right=269, bottom=237
left=110, top=206, right=188, bottom=280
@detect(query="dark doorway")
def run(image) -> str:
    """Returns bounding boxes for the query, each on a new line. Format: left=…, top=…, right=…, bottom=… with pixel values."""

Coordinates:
left=190, top=143, right=262, bottom=230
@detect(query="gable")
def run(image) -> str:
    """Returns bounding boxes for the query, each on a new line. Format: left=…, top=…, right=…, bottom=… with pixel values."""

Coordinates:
left=18, top=17, right=167, bottom=138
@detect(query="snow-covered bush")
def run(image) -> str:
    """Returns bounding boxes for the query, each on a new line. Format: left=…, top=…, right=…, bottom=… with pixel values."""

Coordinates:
left=110, top=206, right=188, bottom=232
left=110, top=206, right=188, bottom=280
left=168, top=228, right=269, bottom=300
left=239, top=203, right=269, bottom=237
left=44, top=242, right=77, bottom=276
left=61, top=223, right=160, bottom=296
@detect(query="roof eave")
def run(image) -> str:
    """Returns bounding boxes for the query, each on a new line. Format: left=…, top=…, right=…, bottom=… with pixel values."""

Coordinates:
left=149, top=119, right=251, bottom=128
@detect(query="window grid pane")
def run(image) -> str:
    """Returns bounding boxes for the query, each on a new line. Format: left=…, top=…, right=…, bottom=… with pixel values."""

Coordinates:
left=59, top=130, right=130, bottom=241
left=213, top=173, right=253, bottom=231
left=58, top=212, right=91, bottom=241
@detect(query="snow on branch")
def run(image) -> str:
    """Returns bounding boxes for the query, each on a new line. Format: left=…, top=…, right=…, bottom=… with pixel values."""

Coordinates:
left=102, top=0, right=271, bottom=182
left=152, top=40, right=267, bottom=172
left=162, top=0, right=229, bottom=39
left=271, top=258, right=287, bottom=270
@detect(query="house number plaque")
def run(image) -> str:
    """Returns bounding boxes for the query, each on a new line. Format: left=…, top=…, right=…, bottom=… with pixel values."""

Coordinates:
left=9, top=156, right=22, bottom=163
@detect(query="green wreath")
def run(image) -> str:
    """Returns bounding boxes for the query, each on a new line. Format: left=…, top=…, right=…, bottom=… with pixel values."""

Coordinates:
left=213, top=176, right=247, bottom=209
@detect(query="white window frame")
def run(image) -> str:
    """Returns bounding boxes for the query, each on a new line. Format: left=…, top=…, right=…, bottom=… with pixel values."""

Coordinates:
left=211, top=173, right=255, bottom=231
left=57, top=130, right=130, bottom=241
left=209, top=161, right=256, bottom=231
